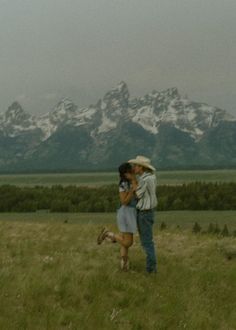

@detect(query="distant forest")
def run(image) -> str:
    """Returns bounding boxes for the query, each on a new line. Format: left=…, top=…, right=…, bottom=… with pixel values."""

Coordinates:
left=0, top=182, right=235, bottom=212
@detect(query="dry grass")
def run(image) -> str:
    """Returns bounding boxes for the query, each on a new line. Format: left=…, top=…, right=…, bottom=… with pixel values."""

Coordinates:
left=0, top=220, right=235, bottom=329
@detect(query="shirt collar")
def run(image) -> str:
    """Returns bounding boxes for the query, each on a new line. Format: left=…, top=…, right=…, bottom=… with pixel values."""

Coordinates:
left=138, top=171, right=152, bottom=179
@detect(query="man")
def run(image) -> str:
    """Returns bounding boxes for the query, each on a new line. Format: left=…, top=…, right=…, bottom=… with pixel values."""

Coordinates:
left=128, top=155, right=158, bottom=273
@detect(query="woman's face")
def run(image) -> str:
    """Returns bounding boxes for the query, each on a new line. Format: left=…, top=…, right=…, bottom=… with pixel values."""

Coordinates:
left=124, top=170, right=134, bottom=180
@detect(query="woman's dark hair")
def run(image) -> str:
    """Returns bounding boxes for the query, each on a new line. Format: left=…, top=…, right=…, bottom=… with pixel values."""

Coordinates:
left=118, top=162, right=133, bottom=185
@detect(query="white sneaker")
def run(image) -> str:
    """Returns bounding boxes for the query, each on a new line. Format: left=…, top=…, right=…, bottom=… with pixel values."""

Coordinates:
left=106, top=231, right=116, bottom=243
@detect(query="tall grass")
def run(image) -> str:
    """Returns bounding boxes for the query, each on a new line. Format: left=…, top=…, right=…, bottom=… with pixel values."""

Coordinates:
left=0, top=220, right=235, bottom=329
left=0, top=211, right=236, bottom=230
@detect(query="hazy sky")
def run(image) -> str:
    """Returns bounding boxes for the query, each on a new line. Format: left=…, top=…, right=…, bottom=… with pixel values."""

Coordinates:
left=0, top=0, right=236, bottom=115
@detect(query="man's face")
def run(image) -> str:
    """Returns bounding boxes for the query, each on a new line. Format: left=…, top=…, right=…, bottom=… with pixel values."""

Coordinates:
left=133, top=164, right=143, bottom=175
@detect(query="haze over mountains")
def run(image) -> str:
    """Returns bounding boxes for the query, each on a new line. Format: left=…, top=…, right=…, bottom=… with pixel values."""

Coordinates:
left=0, top=82, right=235, bottom=172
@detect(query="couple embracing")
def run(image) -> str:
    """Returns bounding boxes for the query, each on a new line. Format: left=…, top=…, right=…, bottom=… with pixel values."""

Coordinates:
left=97, top=155, right=157, bottom=274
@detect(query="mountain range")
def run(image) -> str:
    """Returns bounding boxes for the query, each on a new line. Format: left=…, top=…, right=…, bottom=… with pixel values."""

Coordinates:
left=0, top=82, right=236, bottom=172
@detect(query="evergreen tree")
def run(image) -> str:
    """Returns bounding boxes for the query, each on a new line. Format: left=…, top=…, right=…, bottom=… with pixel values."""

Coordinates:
left=192, top=222, right=201, bottom=234
left=221, top=224, right=229, bottom=237
left=160, top=222, right=167, bottom=230
left=0, top=182, right=236, bottom=213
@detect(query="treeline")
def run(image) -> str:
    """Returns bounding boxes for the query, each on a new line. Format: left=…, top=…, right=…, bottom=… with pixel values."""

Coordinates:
left=157, top=182, right=236, bottom=211
left=0, top=182, right=235, bottom=212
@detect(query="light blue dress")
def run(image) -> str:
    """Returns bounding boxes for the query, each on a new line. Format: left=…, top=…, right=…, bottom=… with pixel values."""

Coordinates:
left=117, top=181, right=137, bottom=234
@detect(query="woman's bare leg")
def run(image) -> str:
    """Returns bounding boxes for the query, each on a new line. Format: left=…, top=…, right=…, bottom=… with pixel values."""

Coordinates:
left=113, top=232, right=133, bottom=248
left=119, top=234, right=129, bottom=258
left=120, top=245, right=128, bottom=258
left=118, top=233, right=133, bottom=271
left=100, top=231, right=133, bottom=271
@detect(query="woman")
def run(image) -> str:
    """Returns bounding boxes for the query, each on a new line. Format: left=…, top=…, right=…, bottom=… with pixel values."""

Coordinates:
left=97, top=163, right=137, bottom=271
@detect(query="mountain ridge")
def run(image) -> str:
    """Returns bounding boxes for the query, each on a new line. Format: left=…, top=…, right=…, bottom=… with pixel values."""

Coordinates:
left=0, top=82, right=235, bottom=171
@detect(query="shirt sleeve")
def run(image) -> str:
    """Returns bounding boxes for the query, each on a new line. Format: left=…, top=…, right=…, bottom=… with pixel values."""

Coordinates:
left=119, top=182, right=127, bottom=193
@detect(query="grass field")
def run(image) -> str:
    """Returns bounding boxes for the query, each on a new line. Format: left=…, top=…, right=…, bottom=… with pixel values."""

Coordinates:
left=0, top=211, right=236, bottom=329
left=0, top=169, right=236, bottom=187
left=0, top=211, right=236, bottom=231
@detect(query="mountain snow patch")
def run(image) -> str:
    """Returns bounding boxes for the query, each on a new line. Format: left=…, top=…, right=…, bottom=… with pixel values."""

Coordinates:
left=98, top=113, right=117, bottom=134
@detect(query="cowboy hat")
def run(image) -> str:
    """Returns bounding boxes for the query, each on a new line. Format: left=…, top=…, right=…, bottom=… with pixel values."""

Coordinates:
left=128, top=155, right=156, bottom=171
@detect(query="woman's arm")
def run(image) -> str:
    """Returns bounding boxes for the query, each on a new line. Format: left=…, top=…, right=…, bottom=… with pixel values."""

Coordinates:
left=119, top=190, right=134, bottom=205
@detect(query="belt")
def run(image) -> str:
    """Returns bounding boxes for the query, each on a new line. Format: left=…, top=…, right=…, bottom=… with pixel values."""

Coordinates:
left=137, top=208, right=154, bottom=213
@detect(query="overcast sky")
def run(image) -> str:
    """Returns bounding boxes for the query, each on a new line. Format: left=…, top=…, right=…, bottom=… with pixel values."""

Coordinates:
left=0, top=0, right=236, bottom=115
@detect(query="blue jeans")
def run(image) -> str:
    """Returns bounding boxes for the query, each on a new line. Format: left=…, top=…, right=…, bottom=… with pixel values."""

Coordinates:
left=137, top=209, right=157, bottom=273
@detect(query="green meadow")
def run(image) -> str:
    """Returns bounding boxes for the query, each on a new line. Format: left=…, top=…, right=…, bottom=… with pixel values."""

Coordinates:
left=0, top=170, right=236, bottom=329
left=0, top=211, right=236, bottom=329
left=0, top=169, right=236, bottom=186
left=0, top=211, right=236, bottom=231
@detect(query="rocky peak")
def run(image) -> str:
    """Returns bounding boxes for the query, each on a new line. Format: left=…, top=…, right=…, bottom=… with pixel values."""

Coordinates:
left=135, top=87, right=181, bottom=108
left=53, top=98, right=77, bottom=114
left=48, top=98, right=78, bottom=125
left=5, top=102, right=30, bottom=122
left=6, top=101, right=24, bottom=116
left=116, top=81, right=129, bottom=96
left=102, top=81, right=130, bottom=109
left=161, top=87, right=180, bottom=99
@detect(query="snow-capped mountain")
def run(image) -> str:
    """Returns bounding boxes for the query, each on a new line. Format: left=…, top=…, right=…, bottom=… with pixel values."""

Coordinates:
left=0, top=102, right=38, bottom=137
left=0, top=82, right=235, bottom=171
